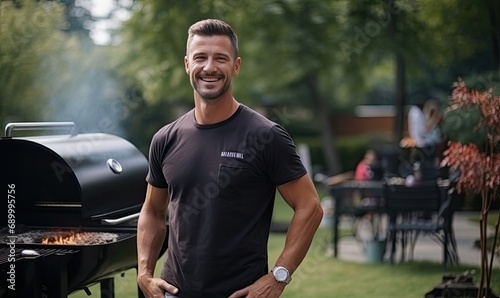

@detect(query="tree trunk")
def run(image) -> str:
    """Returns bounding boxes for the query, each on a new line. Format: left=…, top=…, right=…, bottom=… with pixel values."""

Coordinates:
left=305, top=73, right=342, bottom=175
left=486, top=0, right=500, bottom=80
left=393, top=54, right=406, bottom=145
left=389, top=0, right=406, bottom=145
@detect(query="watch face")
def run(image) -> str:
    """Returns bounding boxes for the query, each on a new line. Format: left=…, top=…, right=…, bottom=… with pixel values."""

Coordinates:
left=275, top=268, right=288, bottom=281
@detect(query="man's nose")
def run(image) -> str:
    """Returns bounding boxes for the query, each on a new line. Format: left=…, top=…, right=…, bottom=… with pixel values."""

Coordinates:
left=203, top=57, right=217, bottom=72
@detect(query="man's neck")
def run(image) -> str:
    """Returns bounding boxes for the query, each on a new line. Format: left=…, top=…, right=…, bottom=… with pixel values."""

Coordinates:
left=194, top=95, right=240, bottom=125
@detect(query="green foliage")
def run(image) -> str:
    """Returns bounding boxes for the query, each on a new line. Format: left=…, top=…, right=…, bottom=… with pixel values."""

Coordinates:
left=441, top=106, right=488, bottom=150
left=0, top=1, right=67, bottom=122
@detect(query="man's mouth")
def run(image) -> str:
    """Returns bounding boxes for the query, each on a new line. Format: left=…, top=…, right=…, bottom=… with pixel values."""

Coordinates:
left=200, top=77, right=221, bottom=82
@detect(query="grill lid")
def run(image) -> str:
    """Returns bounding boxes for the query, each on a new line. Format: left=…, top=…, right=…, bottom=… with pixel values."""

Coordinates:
left=0, top=122, right=148, bottom=227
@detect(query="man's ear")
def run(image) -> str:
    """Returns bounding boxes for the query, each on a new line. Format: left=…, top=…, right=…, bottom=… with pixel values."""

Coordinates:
left=184, top=56, right=189, bottom=74
left=233, top=57, right=241, bottom=76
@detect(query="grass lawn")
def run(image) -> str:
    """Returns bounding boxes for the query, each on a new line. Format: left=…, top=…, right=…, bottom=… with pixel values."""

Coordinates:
left=69, top=187, right=500, bottom=297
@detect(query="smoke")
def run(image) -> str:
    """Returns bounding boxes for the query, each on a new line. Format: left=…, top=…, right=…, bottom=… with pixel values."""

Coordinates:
left=0, top=0, right=136, bottom=138
left=39, top=36, right=130, bottom=138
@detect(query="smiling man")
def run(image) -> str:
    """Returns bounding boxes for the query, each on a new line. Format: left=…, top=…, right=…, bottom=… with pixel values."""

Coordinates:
left=137, top=19, right=323, bottom=298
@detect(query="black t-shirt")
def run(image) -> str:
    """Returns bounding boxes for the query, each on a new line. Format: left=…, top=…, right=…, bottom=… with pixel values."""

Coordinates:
left=146, top=105, right=306, bottom=297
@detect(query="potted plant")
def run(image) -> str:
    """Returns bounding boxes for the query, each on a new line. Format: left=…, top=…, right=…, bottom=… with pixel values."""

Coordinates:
left=440, top=77, right=500, bottom=298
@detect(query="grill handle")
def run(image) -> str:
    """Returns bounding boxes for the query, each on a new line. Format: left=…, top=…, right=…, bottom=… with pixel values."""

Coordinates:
left=101, top=212, right=140, bottom=225
left=4, top=122, right=76, bottom=138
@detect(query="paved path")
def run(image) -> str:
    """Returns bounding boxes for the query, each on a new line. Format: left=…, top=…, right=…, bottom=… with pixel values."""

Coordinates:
left=332, top=211, right=488, bottom=266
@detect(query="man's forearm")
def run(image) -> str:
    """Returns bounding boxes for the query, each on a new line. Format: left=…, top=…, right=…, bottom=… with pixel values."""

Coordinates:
left=137, top=210, right=167, bottom=279
left=274, top=204, right=323, bottom=274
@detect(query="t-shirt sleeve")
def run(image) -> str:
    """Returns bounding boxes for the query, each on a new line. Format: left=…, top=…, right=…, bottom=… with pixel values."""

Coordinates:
left=145, top=131, right=169, bottom=188
left=265, top=125, right=307, bottom=186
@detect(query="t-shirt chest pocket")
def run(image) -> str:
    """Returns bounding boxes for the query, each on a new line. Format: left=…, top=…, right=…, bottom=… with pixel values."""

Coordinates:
left=217, top=164, right=261, bottom=204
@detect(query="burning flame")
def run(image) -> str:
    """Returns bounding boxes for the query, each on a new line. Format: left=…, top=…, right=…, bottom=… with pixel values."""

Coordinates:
left=38, top=230, right=118, bottom=245
left=40, top=231, right=84, bottom=245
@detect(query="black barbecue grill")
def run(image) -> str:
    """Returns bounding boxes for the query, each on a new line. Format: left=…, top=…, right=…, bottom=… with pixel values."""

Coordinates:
left=0, top=122, right=166, bottom=297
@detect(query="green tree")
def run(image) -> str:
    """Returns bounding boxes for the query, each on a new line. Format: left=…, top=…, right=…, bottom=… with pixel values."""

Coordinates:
left=333, top=0, right=498, bottom=143
left=0, top=0, right=66, bottom=124
left=241, top=0, right=346, bottom=174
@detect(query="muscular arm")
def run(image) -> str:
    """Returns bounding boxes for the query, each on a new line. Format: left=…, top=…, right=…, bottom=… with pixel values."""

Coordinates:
left=274, top=173, right=323, bottom=275
left=137, top=184, right=177, bottom=297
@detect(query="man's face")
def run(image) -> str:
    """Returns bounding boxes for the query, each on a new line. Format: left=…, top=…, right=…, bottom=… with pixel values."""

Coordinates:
left=184, top=35, right=241, bottom=101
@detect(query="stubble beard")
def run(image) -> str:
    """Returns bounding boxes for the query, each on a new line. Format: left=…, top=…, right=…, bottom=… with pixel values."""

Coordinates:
left=191, top=75, right=231, bottom=102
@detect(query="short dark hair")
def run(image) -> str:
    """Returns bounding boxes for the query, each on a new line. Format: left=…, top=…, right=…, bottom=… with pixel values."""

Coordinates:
left=187, top=19, right=239, bottom=58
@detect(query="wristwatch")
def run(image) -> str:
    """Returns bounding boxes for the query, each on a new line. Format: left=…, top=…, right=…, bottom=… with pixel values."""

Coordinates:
left=271, top=266, right=292, bottom=284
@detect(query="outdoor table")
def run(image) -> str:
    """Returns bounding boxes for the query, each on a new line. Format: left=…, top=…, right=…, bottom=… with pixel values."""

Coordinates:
left=327, top=178, right=459, bottom=265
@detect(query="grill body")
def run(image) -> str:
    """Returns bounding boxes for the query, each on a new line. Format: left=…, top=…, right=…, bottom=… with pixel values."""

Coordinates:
left=0, top=122, right=163, bottom=297
left=1, top=132, right=148, bottom=226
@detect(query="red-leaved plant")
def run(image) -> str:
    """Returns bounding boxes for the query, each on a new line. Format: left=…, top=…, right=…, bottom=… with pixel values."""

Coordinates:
left=441, top=78, right=500, bottom=297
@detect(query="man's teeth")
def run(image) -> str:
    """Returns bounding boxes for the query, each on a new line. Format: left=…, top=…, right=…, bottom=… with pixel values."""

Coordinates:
left=202, top=77, right=219, bottom=82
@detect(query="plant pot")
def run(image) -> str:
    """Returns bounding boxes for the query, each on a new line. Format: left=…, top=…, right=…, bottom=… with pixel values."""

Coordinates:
left=365, top=239, right=386, bottom=263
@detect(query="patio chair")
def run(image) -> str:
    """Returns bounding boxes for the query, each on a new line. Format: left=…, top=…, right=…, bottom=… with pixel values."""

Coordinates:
left=384, top=178, right=458, bottom=267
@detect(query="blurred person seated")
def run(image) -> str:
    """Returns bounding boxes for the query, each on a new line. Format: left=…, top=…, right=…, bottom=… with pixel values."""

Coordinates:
left=407, top=95, right=442, bottom=148
left=403, top=94, right=444, bottom=181
left=354, top=149, right=380, bottom=181
left=354, top=149, right=382, bottom=209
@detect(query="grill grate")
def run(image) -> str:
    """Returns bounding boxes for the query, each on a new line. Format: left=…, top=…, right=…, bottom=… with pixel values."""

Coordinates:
left=0, top=230, right=133, bottom=246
